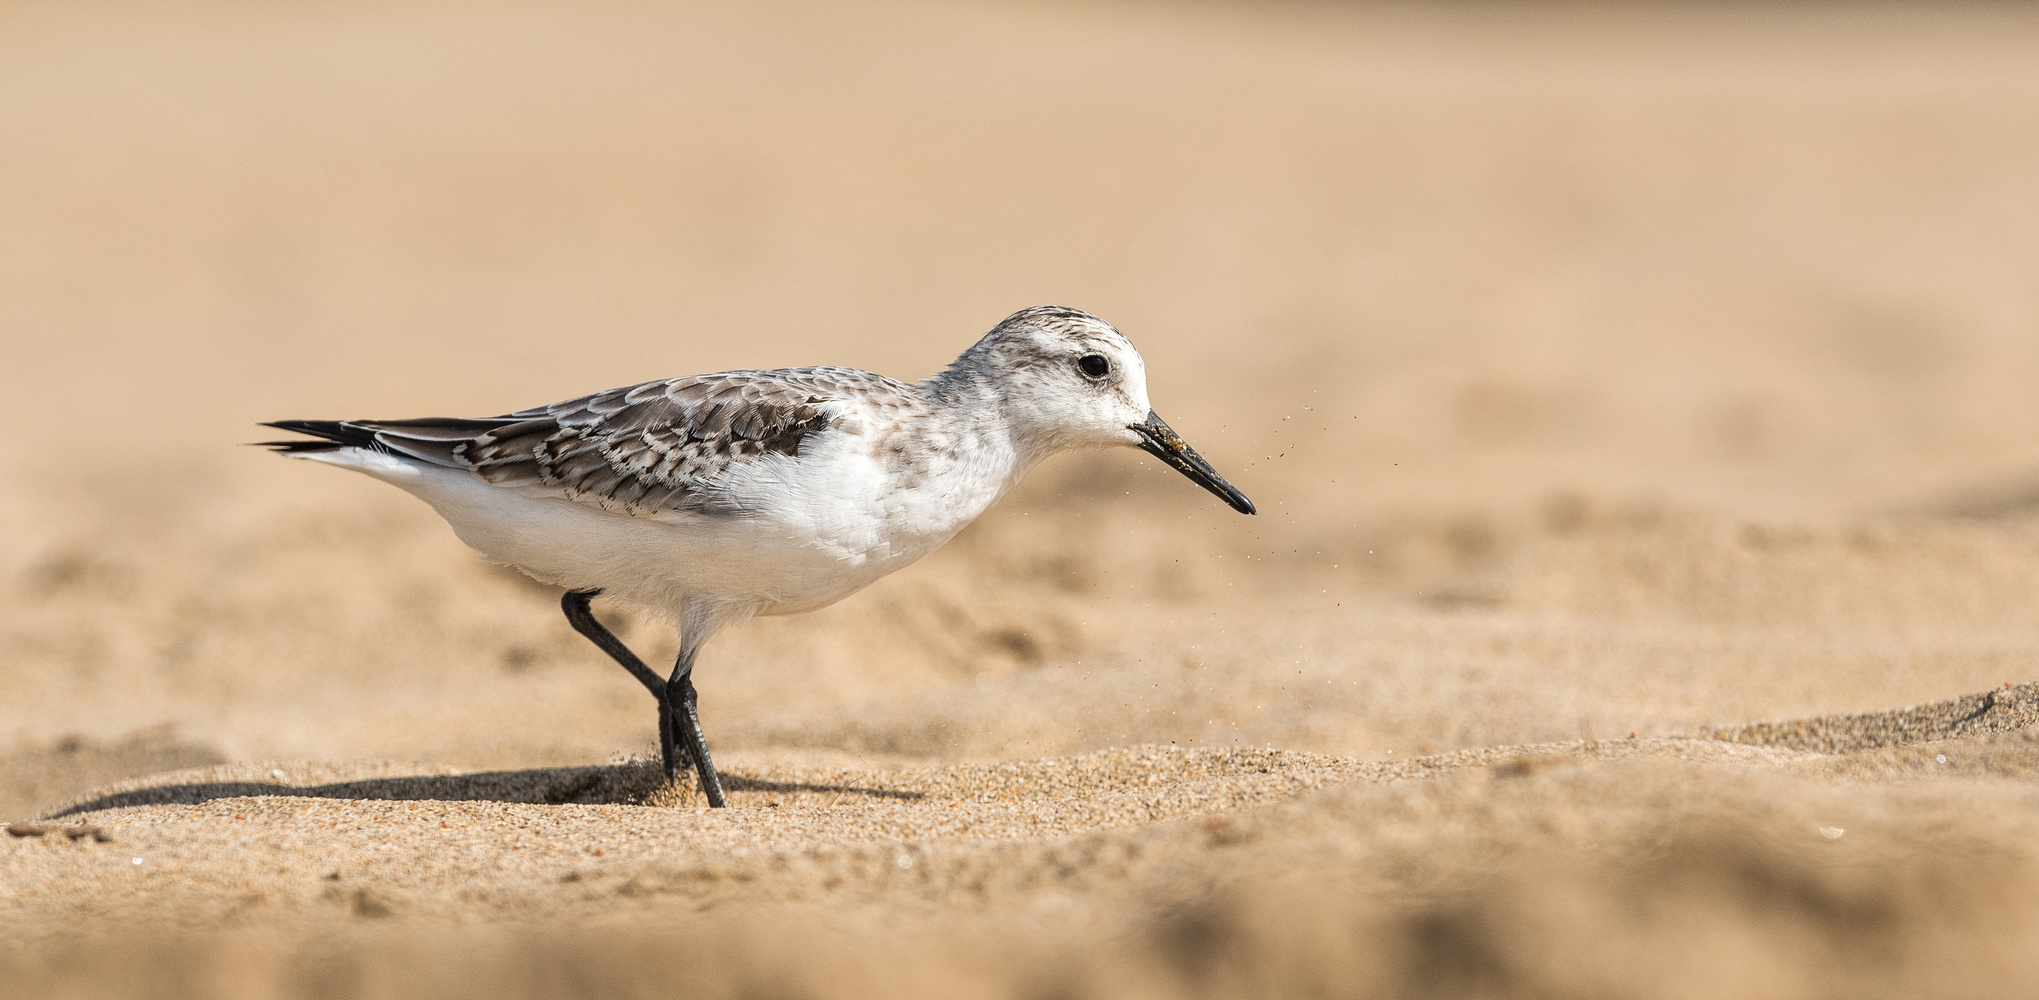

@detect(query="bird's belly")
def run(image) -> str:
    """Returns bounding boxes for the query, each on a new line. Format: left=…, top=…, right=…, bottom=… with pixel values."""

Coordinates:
left=730, top=492, right=978, bottom=616
left=374, top=437, right=1005, bottom=620
left=397, top=476, right=907, bottom=616
left=462, top=500, right=880, bottom=615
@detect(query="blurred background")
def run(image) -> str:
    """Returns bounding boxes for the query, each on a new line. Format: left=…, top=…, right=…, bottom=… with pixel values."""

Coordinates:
left=6, top=0, right=2039, bottom=799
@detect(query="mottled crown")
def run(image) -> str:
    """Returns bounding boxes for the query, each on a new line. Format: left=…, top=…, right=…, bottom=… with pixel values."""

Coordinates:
left=928, top=305, right=1129, bottom=402
left=995, top=305, right=1119, bottom=338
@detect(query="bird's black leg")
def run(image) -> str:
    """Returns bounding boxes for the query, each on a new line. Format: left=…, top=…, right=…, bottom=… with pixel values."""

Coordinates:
left=658, top=708, right=681, bottom=783
left=667, top=651, right=728, bottom=808
left=561, top=589, right=687, bottom=783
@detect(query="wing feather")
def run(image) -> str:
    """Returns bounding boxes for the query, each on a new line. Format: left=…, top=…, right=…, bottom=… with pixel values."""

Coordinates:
left=268, top=368, right=918, bottom=515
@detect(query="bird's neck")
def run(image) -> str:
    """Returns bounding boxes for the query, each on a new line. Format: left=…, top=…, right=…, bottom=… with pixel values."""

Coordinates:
left=915, top=360, right=1057, bottom=489
left=922, top=346, right=995, bottom=407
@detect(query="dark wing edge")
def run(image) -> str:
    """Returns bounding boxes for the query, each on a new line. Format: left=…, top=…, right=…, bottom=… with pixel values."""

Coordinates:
left=254, top=417, right=527, bottom=467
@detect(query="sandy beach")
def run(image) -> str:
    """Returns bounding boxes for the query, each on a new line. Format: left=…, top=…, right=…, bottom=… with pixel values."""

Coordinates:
left=7, top=1, right=2039, bottom=995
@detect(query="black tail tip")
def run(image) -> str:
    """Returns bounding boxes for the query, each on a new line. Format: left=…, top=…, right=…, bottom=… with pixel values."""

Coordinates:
left=251, top=439, right=345, bottom=454
left=255, top=419, right=377, bottom=452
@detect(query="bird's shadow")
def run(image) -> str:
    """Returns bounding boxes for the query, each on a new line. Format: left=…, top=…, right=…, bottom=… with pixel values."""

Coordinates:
left=49, top=761, right=922, bottom=818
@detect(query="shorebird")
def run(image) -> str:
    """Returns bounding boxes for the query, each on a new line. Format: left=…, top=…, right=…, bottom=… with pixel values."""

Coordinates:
left=260, top=306, right=1254, bottom=807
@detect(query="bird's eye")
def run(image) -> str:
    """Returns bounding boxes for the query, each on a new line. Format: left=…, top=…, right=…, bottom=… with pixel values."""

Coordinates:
left=1077, top=354, right=1111, bottom=379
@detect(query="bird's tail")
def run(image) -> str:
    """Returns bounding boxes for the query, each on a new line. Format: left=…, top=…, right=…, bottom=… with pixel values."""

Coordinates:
left=252, top=420, right=384, bottom=454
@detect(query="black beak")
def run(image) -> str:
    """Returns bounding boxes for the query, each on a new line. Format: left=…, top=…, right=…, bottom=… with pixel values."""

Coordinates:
left=1130, top=410, right=1256, bottom=515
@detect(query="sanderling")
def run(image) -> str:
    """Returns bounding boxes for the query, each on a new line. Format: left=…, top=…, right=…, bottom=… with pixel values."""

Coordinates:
left=260, top=305, right=1254, bottom=807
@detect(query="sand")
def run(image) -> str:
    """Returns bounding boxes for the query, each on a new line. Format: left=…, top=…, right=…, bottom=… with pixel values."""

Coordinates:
left=8, top=0, right=2039, bottom=995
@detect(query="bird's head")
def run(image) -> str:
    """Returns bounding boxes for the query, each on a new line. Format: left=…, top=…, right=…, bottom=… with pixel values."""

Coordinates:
left=942, top=305, right=1255, bottom=515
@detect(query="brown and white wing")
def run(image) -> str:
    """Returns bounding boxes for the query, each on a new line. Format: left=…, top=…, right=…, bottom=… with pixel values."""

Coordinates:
left=262, top=368, right=909, bottom=515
